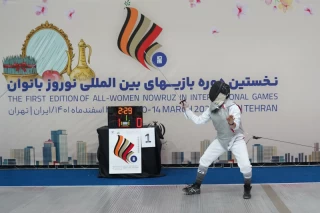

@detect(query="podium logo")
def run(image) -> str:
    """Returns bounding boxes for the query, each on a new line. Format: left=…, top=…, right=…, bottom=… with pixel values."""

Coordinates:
left=114, top=135, right=137, bottom=163
left=117, top=7, right=167, bottom=70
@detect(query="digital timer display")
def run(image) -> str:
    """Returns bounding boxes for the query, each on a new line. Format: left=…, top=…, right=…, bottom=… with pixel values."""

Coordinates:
left=108, top=106, right=143, bottom=128
left=117, top=106, right=132, bottom=115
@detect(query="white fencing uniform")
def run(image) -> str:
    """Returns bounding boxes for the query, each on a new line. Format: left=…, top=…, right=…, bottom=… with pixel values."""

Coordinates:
left=184, top=99, right=252, bottom=177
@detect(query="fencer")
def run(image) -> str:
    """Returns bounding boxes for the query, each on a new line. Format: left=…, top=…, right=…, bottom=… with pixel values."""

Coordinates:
left=181, top=81, right=252, bottom=199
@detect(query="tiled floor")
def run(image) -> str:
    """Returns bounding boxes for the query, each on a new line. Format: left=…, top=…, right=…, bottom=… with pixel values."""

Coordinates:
left=1, top=183, right=319, bottom=213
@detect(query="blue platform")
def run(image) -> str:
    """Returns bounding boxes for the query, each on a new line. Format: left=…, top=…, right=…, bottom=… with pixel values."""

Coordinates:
left=1, top=166, right=319, bottom=186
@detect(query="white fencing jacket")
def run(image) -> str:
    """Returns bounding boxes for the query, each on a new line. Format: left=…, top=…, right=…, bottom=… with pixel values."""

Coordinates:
left=184, top=99, right=245, bottom=150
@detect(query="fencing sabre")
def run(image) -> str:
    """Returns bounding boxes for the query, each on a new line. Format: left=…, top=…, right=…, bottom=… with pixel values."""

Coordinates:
left=143, top=51, right=186, bottom=105
left=224, top=102, right=317, bottom=150
left=247, top=135, right=318, bottom=149
left=0, top=90, right=7, bottom=100
left=243, top=128, right=318, bottom=150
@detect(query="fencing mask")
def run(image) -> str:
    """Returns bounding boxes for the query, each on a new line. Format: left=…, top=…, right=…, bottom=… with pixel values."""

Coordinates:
left=209, top=81, right=230, bottom=113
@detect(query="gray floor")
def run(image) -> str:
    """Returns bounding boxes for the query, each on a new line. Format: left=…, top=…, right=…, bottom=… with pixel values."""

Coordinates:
left=0, top=184, right=320, bottom=213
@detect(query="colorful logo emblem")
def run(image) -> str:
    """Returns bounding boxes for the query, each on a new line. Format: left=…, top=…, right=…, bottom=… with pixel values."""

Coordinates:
left=117, top=7, right=167, bottom=70
left=113, top=135, right=136, bottom=163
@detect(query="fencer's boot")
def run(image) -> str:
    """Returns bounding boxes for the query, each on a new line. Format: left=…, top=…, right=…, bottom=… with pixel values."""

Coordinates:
left=183, top=183, right=201, bottom=195
left=243, top=178, right=252, bottom=199
left=182, top=165, right=208, bottom=195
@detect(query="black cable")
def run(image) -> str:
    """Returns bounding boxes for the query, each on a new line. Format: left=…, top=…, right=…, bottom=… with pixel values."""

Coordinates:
left=245, top=136, right=253, bottom=145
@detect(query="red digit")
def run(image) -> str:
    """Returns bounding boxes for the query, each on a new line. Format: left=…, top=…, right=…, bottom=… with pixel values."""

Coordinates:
left=136, top=117, right=142, bottom=128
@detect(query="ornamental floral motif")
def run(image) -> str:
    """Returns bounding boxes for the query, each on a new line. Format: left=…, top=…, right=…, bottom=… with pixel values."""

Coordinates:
left=278, top=0, right=293, bottom=13
left=264, top=0, right=296, bottom=13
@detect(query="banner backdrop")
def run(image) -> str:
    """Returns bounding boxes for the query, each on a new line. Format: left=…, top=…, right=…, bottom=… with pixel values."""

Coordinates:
left=0, top=0, right=320, bottom=166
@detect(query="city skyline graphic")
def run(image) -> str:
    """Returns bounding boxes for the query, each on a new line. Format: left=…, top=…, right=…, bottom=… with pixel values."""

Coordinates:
left=0, top=129, right=98, bottom=166
left=171, top=140, right=320, bottom=165
left=1, top=133, right=320, bottom=166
